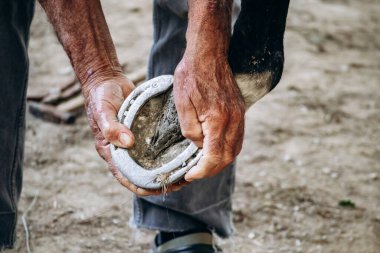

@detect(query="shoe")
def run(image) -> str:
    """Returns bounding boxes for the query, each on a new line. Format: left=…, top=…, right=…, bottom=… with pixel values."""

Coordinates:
left=150, top=232, right=222, bottom=253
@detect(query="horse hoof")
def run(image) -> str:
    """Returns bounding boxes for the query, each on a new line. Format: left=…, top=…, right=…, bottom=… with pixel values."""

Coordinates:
left=110, top=75, right=202, bottom=190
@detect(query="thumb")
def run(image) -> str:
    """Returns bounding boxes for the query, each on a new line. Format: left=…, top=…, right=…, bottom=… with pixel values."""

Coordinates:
left=97, top=107, right=135, bottom=148
left=88, top=83, right=135, bottom=148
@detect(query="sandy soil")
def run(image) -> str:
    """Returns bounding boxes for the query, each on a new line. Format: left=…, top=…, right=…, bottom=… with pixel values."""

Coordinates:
left=4, top=0, right=380, bottom=252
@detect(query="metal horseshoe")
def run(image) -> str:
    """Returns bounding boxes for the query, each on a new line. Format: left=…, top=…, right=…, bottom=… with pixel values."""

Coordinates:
left=110, top=75, right=202, bottom=190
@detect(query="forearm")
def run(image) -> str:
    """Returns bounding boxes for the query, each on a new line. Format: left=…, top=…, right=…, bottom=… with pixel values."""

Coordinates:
left=186, top=0, right=233, bottom=56
left=38, top=0, right=122, bottom=90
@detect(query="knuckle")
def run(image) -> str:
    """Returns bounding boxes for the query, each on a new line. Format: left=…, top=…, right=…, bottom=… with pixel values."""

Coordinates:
left=95, top=143, right=103, bottom=156
left=181, top=129, right=193, bottom=138
left=95, top=142, right=108, bottom=161
left=103, top=126, right=117, bottom=141
left=174, top=64, right=186, bottom=80
left=222, top=146, right=236, bottom=164
left=230, top=104, right=245, bottom=120
left=181, top=129, right=202, bottom=140
left=224, top=153, right=235, bottom=165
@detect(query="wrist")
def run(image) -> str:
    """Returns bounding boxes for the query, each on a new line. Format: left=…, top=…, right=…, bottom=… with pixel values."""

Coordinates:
left=78, top=63, right=123, bottom=86
left=186, top=0, right=233, bottom=56
left=80, top=65, right=128, bottom=99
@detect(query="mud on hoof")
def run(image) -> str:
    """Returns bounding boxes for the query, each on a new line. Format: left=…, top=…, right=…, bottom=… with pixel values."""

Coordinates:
left=230, top=0, right=290, bottom=108
left=110, top=76, right=202, bottom=190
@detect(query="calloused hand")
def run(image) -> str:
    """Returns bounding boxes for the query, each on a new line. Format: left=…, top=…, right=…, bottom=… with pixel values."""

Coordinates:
left=83, top=73, right=187, bottom=195
left=174, top=52, right=246, bottom=182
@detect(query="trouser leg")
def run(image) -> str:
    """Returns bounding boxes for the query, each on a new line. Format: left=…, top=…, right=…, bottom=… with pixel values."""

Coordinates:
left=0, top=0, right=35, bottom=249
left=134, top=0, right=290, bottom=238
left=133, top=0, right=238, bottom=238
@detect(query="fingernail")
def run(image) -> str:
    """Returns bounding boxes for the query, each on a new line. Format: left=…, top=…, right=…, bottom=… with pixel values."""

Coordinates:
left=119, top=133, right=133, bottom=147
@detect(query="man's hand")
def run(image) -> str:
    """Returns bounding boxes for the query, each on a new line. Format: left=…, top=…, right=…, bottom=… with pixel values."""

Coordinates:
left=174, top=52, right=245, bottom=182
left=82, top=72, right=187, bottom=195
left=38, top=0, right=187, bottom=194
left=174, top=0, right=245, bottom=182
left=82, top=73, right=158, bottom=196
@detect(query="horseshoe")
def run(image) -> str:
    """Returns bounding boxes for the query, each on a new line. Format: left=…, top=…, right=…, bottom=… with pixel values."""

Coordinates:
left=110, top=75, right=202, bottom=190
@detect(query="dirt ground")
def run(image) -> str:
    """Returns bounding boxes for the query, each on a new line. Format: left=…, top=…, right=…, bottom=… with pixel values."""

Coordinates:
left=4, top=0, right=380, bottom=252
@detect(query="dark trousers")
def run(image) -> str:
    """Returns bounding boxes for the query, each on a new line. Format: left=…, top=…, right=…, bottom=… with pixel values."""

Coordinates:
left=0, top=0, right=35, bottom=249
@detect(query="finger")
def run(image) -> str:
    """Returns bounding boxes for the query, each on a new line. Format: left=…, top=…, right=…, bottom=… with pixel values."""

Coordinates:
left=110, top=159, right=161, bottom=196
left=223, top=107, right=245, bottom=158
left=87, top=83, right=135, bottom=148
left=96, top=141, right=160, bottom=196
left=173, top=82, right=203, bottom=147
left=96, top=105, right=135, bottom=148
left=168, top=179, right=190, bottom=192
left=185, top=155, right=221, bottom=182
left=185, top=124, right=225, bottom=181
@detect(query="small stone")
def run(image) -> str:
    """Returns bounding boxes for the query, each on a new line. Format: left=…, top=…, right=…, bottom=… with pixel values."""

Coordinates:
left=369, top=173, right=378, bottom=180
left=340, top=64, right=349, bottom=72
left=330, top=172, right=339, bottom=179
left=283, top=154, right=292, bottom=162
left=181, top=162, right=186, bottom=167
left=248, top=232, right=256, bottom=239
left=322, top=167, right=331, bottom=174
left=300, top=106, right=309, bottom=113
left=130, top=99, right=135, bottom=104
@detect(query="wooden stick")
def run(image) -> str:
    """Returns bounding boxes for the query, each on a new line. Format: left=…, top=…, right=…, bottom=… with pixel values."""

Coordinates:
left=56, top=95, right=84, bottom=112
left=42, top=82, right=81, bottom=105
left=27, top=75, right=77, bottom=102
left=28, top=67, right=147, bottom=124
left=29, top=102, right=76, bottom=124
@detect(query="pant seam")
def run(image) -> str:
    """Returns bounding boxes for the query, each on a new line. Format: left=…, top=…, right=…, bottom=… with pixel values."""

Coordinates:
left=134, top=196, right=142, bottom=225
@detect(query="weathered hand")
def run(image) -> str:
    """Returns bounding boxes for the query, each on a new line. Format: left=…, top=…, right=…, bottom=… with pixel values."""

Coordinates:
left=82, top=74, right=152, bottom=195
left=83, top=73, right=186, bottom=195
left=174, top=52, right=246, bottom=182
left=83, top=74, right=186, bottom=196
left=38, top=0, right=189, bottom=193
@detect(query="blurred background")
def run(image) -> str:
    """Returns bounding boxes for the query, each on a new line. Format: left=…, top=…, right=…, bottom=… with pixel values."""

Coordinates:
left=6, top=0, right=380, bottom=252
